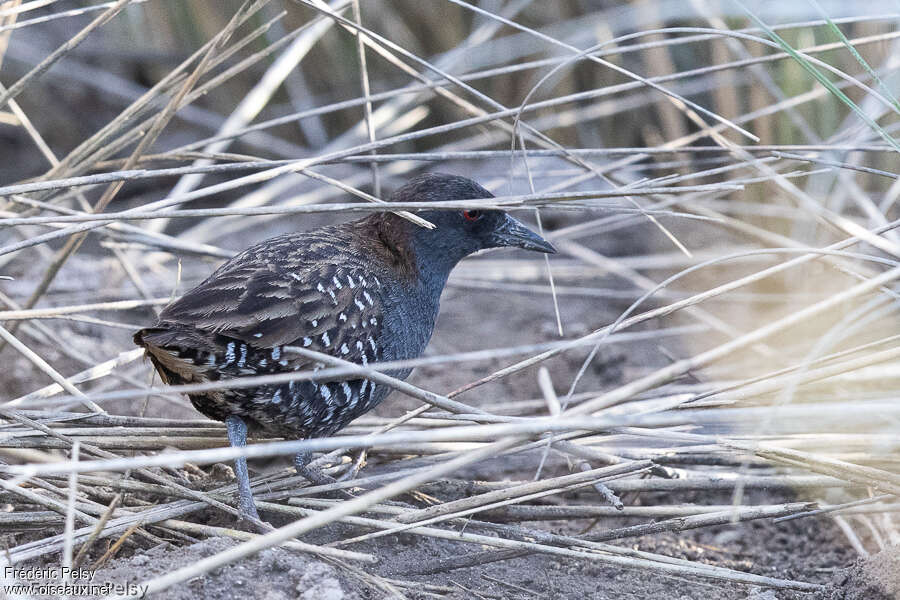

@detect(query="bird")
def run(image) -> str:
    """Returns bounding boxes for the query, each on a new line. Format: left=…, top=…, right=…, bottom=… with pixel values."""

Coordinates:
left=134, top=173, right=555, bottom=525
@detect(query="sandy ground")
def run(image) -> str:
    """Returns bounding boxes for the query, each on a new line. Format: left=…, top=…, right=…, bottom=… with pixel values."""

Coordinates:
left=83, top=534, right=899, bottom=600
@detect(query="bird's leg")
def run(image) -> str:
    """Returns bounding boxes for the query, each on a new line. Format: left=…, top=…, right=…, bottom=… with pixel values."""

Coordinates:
left=225, top=415, right=261, bottom=522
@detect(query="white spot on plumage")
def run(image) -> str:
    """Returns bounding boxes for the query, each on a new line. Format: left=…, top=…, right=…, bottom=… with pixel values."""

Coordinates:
left=346, top=275, right=355, bottom=288
left=316, top=282, right=326, bottom=294
left=253, top=332, right=263, bottom=338
left=363, top=291, right=374, bottom=306
left=225, top=342, right=235, bottom=364
left=303, top=337, right=312, bottom=347
left=279, top=359, right=288, bottom=366
left=332, top=276, right=342, bottom=289
left=311, top=319, right=318, bottom=327
left=289, top=273, right=302, bottom=281
left=370, top=317, right=377, bottom=326
left=373, top=275, right=381, bottom=287
left=359, top=277, right=367, bottom=287
left=259, top=358, right=267, bottom=367
left=339, top=312, right=347, bottom=322
left=327, top=288, right=337, bottom=304
left=237, top=344, right=248, bottom=367
left=340, top=343, right=349, bottom=355
left=321, top=331, right=330, bottom=346
left=360, top=379, right=368, bottom=396
left=272, top=347, right=281, bottom=360
left=368, top=336, right=376, bottom=352
left=272, top=388, right=283, bottom=404
left=354, top=298, right=365, bottom=311
left=320, top=384, right=332, bottom=402
left=341, top=382, right=353, bottom=400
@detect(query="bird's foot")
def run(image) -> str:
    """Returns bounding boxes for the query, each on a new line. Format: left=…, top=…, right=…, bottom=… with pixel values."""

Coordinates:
left=234, top=496, right=275, bottom=532
left=235, top=513, right=275, bottom=534
left=338, top=449, right=367, bottom=482
left=294, top=452, right=358, bottom=499
left=238, top=495, right=261, bottom=521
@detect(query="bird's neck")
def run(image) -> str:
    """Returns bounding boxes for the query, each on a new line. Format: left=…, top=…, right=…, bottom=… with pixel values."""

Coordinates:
left=409, top=220, right=473, bottom=305
left=356, top=215, right=466, bottom=364
left=357, top=214, right=463, bottom=302
left=385, top=246, right=452, bottom=364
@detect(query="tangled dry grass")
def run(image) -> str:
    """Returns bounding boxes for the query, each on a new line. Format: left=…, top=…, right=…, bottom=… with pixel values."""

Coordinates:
left=1, top=1, right=899, bottom=598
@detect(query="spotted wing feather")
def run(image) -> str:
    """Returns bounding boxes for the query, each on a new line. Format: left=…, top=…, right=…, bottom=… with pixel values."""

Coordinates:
left=137, top=231, right=388, bottom=435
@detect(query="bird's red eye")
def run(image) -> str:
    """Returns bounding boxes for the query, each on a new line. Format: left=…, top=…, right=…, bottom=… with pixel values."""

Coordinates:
left=463, top=210, right=482, bottom=222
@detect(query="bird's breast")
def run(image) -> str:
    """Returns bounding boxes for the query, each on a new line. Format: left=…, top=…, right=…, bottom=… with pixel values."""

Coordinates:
left=379, top=278, right=440, bottom=368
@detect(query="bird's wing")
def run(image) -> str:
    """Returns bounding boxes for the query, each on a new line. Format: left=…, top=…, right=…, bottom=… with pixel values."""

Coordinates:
left=157, top=250, right=386, bottom=367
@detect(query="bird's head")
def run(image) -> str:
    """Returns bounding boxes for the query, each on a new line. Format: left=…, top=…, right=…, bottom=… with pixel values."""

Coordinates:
left=388, top=173, right=556, bottom=268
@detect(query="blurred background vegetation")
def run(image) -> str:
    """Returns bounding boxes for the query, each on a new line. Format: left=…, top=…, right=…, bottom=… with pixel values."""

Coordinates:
left=5, top=0, right=898, bottom=183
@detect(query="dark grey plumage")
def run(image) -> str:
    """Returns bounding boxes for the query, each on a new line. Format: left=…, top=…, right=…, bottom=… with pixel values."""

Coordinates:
left=134, top=173, right=555, bottom=524
left=136, top=238, right=395, bottom=439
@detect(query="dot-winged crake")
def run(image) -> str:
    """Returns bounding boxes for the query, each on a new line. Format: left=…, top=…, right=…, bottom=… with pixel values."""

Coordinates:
left=134, top=173, right=556, bottom=525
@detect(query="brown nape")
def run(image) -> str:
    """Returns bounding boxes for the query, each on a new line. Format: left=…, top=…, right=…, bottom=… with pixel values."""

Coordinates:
left=355, top=212, right=418, bottom=281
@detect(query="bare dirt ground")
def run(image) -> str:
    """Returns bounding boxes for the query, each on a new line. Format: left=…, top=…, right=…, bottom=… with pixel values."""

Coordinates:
left=85, top=529, right=899, bottom=600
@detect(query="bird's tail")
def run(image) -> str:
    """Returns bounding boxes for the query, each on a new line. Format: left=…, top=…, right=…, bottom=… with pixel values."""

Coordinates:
left=134, top=327, right=214, bottom=385
left=133, top=327, right=158, bottom=349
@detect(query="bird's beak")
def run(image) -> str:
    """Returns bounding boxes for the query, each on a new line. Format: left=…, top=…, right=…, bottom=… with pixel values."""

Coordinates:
left=491, top=215, right=556, bottom=254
